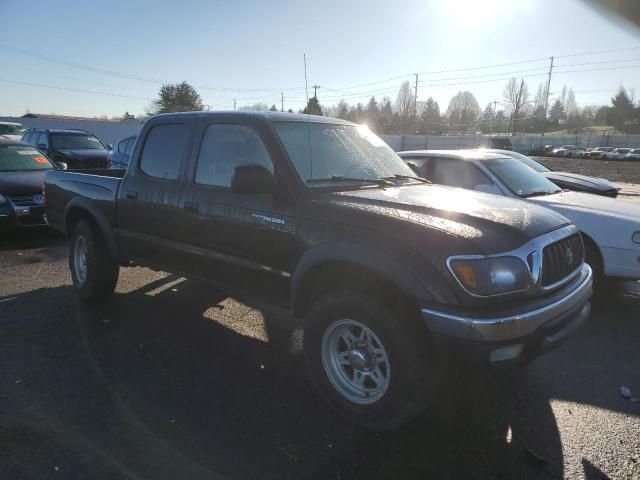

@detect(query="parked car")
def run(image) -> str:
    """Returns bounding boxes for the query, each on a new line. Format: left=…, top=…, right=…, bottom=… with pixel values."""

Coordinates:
left=0, top=121, right=27, bottom=141
left=529, top=145, right=554, bottom=156
left=398, top=149, right=640, bottom=284
left=625, top=148, right=640, bottom=160
left=605, top=147, right=632, bottom=160
left=552, top=145, right=585, bottom=157
left=22, top=128, right=112, bottom=169
left=480, top=149, right=619, bottom=197
left=44, top=112, right=592, bottom=429
left=585, top=146, right=614, bottom=159
left=0, top=138, right=66, bottom=230
left=108, top=135, right=136, bottom=169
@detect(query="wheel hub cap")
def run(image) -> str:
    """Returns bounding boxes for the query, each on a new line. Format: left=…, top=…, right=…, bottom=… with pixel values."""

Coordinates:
left=320, top=319, right=391, bottom=405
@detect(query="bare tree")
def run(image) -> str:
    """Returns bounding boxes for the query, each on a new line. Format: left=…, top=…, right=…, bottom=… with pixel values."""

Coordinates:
left=565, top=89, right=578, bottom=119
left=503, top=78, right=529, bottom=135
left=446, top=91, right=480, bottom=127
left=395, top=81, right=415, bottom=132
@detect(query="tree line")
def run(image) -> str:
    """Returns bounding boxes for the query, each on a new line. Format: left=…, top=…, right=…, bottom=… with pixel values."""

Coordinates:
left=145, top=79, right=640, bottom=135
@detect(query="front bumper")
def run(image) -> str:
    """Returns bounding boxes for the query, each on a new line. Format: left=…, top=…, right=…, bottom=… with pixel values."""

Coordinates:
left=421, top=264, right=593, bottom=364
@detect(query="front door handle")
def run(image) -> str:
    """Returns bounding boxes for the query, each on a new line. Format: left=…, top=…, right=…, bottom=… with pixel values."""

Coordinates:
left=184, top=201, right=199, bottom=213
left=126, top=190, right=138, bottom=200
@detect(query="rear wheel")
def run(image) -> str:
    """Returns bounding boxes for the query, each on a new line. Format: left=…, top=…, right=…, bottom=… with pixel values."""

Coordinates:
left=303, top=290, right=438, bottom=430
left=69, top=220, right=119, bottom=302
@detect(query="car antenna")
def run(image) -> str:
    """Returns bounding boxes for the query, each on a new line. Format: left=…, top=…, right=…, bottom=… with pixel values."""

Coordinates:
left=304, top=53, right=313, bottom=180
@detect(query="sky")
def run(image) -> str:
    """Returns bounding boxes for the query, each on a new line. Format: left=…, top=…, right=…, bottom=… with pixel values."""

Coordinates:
left=0, top=0, right=639, bottom=118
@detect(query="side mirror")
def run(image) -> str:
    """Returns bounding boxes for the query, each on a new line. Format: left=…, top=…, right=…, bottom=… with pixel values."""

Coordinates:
left=406, top=162, right=419, bottom=174
left=55, top=161, right=68, bottom=170
left=107, top=144, right=113, bottom=151
left=37, top=144, right=47, bottom=151
left=231, top=164, right=275, bottom=194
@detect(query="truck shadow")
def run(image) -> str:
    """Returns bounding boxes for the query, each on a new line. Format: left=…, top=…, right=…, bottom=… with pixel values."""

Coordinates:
left=1, top=274, right=638, bottom=479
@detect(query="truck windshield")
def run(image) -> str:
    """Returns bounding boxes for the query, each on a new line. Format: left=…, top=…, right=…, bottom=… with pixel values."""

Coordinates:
left=485, top=157, right=560, bottom=197
left=0, top=145, right=54, bottom=171
left=273, top=122, right=417, bottom=187
left=51, top=134, right=105, bottom=150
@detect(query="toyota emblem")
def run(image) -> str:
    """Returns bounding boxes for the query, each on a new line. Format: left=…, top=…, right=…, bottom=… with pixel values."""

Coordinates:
left=565, top=247, right=574, bottom=265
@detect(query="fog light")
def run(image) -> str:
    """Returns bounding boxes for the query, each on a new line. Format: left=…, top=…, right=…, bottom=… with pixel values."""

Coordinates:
left=490, top=344, right=524, bottom=362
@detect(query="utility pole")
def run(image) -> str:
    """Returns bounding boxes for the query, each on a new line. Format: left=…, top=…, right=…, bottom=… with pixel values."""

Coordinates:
left=312, top=84, right=320, bottom=98
left=233, top=99, right=236, bottom=111
left=413, top=73, right=419, bottom=132
left=281, top=92, right=284, bottom=112
left=491, top=100, right=498, bottom=134
left=541, top=56, right=554, bottom=136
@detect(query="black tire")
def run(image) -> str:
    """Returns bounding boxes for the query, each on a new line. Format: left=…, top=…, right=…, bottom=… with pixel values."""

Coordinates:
left=303, top=290, right=439, bottom=430
left=69, top=220, right=119, bottom=302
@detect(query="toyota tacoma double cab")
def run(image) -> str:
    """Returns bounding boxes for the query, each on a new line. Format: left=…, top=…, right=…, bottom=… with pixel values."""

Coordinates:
left=44, top=112, right=593, bottom=429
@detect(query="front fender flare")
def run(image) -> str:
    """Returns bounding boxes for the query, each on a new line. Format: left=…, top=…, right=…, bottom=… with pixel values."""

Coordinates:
left=290, top=241, right=454, bottom=317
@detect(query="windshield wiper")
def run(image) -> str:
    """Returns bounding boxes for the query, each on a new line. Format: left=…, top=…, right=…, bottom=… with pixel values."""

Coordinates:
left=383, top=174, right=431, bottom=184
left=307, top=176, right=395, bottom=186
left=522, top=190, right=559, bottom=198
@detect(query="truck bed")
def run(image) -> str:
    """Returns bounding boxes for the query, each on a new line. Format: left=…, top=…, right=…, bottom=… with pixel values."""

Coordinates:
left=44, top=169, right=124, bottom=235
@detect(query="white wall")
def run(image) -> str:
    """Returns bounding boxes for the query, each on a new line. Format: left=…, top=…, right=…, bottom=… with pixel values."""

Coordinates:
left=4, top=115, right=639, bottom=153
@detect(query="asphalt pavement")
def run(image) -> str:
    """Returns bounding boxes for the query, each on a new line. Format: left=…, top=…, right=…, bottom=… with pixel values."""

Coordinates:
left=1, top=229, right=639, bottom=480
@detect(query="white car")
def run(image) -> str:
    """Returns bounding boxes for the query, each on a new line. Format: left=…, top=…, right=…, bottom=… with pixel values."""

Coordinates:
left=625, top=149, right=640, bottom=161
left=0, top=121, right=27, bottom=141
left=398, top=149, right=640, bottom=283
left=552, top=145, right=585, bottom=157
left=605, top=148, right=632, bottom=160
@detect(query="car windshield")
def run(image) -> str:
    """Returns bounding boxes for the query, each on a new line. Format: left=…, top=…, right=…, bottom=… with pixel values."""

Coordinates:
left=484, top=156, right=561, bottom=197
left=508, top=151, right=549, bottom=173
left=0, top=124, right=26, bottom=135
left=273, top=122, right=417, bottom=187
left=0, top=145, right=54, bottom=171
left=51, top=134, right=105, bottom=150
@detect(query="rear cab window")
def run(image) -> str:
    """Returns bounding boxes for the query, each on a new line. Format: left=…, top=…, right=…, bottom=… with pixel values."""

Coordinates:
left=139, top=124, right=188, bottom=180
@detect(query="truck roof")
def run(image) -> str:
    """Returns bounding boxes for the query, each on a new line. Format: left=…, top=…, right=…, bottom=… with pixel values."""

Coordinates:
left=398, top=149, right=513, bottom=161
left=151, top=110, right=356, bottom=126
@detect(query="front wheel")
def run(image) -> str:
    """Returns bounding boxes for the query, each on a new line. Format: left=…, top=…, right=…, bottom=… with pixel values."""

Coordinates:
left=69, top=220, right=119, bottom=302
left=303, top=290, right=438, bottom=430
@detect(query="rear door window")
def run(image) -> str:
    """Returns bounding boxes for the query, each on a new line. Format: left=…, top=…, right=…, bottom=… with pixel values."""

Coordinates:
left=432, top=157, right=493, bottom=190
left=139, top=124, right=188, bottom=180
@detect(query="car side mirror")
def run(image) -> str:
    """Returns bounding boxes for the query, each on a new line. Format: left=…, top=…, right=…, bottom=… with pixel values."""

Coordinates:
left=37, top=144, right=47, bottom=151
left=406, top=162, right=419, bottom=174
left=55, top=161, right=68, bottom=170
left=231, top=164, right=275, bottom=194
left=107, top=144, right=113, bottom=151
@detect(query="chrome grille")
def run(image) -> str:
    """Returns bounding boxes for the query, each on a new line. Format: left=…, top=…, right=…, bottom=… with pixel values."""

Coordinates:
left=541, top=234, right=584, bottom=286
left=8, top=194, right=38, bottom=206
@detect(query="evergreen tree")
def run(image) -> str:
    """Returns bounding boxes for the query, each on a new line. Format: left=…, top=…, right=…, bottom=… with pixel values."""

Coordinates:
left=302, top=96, right=323, bottom=116
left=150, top=81, right=203, bottom=113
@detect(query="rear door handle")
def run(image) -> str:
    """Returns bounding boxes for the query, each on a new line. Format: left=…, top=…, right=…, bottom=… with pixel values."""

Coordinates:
left=126, top=190, right=138, bottom=200
left=184, top=201, right=199, bottom=213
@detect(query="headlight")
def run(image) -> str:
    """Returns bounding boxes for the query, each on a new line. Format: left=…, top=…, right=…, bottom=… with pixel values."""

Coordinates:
left=633, top=232, right=640, bottom=244
left=448, top=256, right=531, bottom=296
left=0, top=193, right=7, bottom=205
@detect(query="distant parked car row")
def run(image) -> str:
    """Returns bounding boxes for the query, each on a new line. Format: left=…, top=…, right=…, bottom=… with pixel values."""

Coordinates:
left=529, top=143, right=639, bottom=160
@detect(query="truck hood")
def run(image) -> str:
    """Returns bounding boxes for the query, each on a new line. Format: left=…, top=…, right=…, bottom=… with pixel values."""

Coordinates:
left=0, top=170, right=49, bottom=195
left=56, top=149, right=109, bottom=159
left=530, top=190, right=640, bottom=221
left=326, top=184, right=571, bottom=253
left=542, top=171, right=619, bottom=193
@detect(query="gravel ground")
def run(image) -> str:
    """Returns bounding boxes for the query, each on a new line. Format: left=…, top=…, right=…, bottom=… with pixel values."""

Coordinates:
left=1, top=230, right=639, bottom=479
left=533, top=156, right=640, bottom=186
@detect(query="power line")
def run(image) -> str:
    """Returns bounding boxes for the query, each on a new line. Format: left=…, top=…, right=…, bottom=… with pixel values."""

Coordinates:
left=0, top=78, right=154, bottom=101
left=554, top=45, right=640, bottom=59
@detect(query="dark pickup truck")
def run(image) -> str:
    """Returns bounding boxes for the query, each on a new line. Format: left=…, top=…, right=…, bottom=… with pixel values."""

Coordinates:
left=45, top=112, right=593, bottom=429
